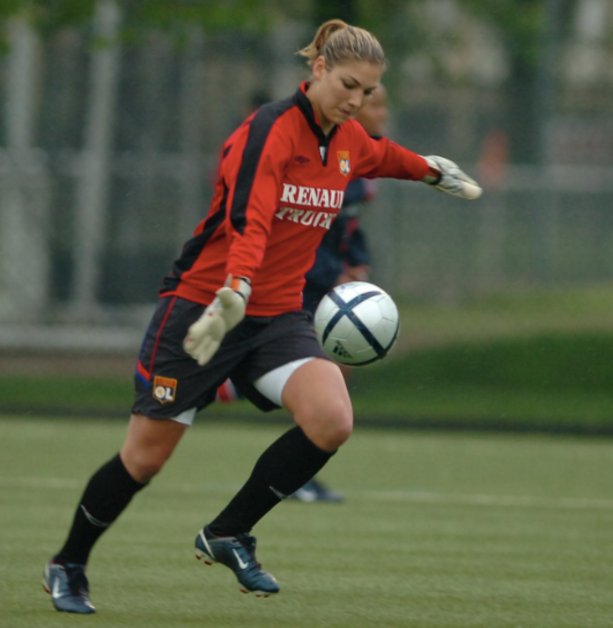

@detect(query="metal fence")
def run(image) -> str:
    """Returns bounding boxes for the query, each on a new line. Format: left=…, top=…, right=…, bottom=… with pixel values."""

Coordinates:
left=365, top=165, right=613, bottom=299
left=1, top=2, right=613, bottom=350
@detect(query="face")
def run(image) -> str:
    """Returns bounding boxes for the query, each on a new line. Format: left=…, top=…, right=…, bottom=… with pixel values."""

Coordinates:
left=307, top=58, right=384, bottom=134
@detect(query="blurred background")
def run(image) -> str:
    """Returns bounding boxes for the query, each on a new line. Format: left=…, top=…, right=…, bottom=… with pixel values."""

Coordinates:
left=1, top=0, right=613, bottom=430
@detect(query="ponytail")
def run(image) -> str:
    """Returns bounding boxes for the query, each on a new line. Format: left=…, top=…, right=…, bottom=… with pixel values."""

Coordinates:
left=297, top=19, right=386, bottom=70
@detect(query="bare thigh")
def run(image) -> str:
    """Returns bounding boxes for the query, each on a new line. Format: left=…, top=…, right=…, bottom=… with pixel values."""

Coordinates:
left=120, top=413, right=188, bottom=483
left=281, top=358, right=353, bottom=452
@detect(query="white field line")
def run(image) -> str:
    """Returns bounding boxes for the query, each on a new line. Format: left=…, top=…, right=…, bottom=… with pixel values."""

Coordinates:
left=3, top=476, right=613, bottom=512
left=363, top=489, right=613, bottom=511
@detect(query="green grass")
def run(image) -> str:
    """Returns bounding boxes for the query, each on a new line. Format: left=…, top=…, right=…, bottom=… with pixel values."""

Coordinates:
left=2, top=330, right=613, bottom=433
left=1, top=416, right=613, bottom=627
left=3, top=284, right=613, bottom=432
left=348, top=330, right=613, bottom=432
left=0, top=418, right=613, bottom=628
left=394, top=283, right=613, bottom=352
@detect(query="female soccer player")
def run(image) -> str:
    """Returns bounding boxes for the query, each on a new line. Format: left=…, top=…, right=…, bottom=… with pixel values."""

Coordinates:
left=44, top=18, right=481, bottom=613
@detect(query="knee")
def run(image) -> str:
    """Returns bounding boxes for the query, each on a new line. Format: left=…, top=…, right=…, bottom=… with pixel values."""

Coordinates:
left=326, top=401, right=354, bottom=447
left=121, top=413, right=186, bottom=483
left=325, top=420, right=353, bottom=451
left=282, top=358, right=354, bottom=451
left=297, top=398, right=354, bottom=452
left=120, top=446, right=170, bottom=484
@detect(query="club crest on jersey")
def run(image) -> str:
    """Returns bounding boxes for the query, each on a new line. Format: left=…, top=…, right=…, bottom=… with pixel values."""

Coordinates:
left=153, top=375, right=177, bottom=404
left=337, top=150, right=350, bottom=176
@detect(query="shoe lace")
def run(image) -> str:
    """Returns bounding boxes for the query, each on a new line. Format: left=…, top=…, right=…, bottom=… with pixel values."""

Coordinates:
left=235, top=534, right=262, bottom=570
left=64, top=564, right=89, bottom=596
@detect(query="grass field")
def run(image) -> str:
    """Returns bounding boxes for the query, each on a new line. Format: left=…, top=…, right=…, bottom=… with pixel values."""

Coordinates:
left=1, top=416, right=612, bottom=627
left=348, top=330, right=613, bottom=432
left=3, top=328, right=613, bottom=434
left=3, top=285, right=613, bottom=433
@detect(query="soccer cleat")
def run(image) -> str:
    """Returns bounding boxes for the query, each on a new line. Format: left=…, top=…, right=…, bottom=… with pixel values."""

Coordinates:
left=290, top=478, right=344, bottom=503
left=195, top=527, right=279, bottom=596
left=43, top=561, right=96, bottom=614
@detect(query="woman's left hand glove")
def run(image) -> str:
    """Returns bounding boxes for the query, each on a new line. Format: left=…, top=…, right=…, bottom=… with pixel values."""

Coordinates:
left=422, top=155, right=482, bottom=200
left=183, top=275, right=251, bottom=366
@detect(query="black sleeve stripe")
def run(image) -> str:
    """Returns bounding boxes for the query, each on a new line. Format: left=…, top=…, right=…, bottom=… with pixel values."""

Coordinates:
left=160, top=187, right=228, bottom=292
left=230, top=97, right=294, bottom=234
left=177, top=204, right=225, bottom=273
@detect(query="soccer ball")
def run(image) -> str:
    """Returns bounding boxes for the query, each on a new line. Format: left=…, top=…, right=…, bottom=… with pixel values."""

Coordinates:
left=313, top=281, right=400, bottom=366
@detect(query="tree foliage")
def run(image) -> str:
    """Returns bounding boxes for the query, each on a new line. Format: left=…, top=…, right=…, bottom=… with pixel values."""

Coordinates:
left=0, top=0, right=581, bottom=162
left=462, top=0, right=577, bottom=161
left=0, top=0, right=312, bottom=44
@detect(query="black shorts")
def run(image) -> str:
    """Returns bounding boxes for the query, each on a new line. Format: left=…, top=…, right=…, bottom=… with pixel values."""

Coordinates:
left=132, top=296, right=327, bottom=420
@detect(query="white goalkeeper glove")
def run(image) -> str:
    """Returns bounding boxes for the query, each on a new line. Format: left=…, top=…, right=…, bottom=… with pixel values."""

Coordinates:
left=183, top=275, right=251, bottom=366
left=422, top=155, right=482, bottom=200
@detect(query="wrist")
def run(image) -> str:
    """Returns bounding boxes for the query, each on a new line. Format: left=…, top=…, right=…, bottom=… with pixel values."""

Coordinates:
left=421, top=156, right=442, bottom=185
left=226, top=275, right=251, bottom=302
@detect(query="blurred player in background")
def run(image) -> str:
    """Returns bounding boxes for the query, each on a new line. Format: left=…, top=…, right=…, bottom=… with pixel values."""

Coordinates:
left=43, top=19, right=481, bottom=614
left=302, top=84, right=387, bottom=310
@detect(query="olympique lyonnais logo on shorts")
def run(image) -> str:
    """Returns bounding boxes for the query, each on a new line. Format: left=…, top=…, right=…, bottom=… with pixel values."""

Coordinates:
left=337, top=150, right=350, bottom=176
left=153, top=375, right=178, bottom=404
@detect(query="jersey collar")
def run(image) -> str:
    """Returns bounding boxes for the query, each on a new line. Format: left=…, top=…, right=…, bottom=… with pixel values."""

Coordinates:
left=295, top=81, right=339, bottom=164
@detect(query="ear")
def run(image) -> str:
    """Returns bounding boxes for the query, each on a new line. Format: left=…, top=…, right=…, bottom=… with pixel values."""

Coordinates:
left=312, top=55, right=327, bottom=80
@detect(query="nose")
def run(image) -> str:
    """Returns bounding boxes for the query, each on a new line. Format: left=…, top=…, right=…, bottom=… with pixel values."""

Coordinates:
left=347, top=90, right=364, bottom=111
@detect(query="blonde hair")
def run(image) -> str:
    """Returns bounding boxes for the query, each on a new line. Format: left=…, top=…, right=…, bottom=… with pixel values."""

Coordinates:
left=297, top=19, right=387, bottom=70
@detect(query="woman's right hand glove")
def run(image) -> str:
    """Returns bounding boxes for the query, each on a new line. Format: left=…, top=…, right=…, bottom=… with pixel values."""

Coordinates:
left=183, top=275, right=251, bottom=366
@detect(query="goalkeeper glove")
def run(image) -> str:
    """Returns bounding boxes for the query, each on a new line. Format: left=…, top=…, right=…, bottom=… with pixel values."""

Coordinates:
left=422, top=155, right=482, bottom=200
left=183, top=275, right=251, bottom=366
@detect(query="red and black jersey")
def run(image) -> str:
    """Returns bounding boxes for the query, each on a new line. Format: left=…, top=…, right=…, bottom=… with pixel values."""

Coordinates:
left=161, top=82, right=429, bottom=316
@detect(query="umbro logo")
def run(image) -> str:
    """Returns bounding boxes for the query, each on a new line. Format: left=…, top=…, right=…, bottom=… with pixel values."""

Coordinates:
left=294, top=155, right=310, bottom=164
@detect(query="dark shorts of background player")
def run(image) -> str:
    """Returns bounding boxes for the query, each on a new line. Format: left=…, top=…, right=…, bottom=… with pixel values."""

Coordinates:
left=132, top=296, right=327, bottom=420
left=302, top=284, right=328, bottom=316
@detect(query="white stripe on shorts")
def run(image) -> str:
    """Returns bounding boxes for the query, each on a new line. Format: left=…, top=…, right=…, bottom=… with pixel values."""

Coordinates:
left=170, top=357, right=316, bottom=425
left=253, top=357, right=315, bottom=407
left=171, top=407, right=197, bottom=426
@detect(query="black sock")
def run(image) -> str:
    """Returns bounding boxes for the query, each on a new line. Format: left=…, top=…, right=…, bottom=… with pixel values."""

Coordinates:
left=208, top=427, right=335, bottom=536
left=54, top=453, right=145, bottom=566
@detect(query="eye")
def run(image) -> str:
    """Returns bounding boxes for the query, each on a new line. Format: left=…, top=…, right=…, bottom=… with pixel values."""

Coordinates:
left=364, top=88, right=375, bottom=96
